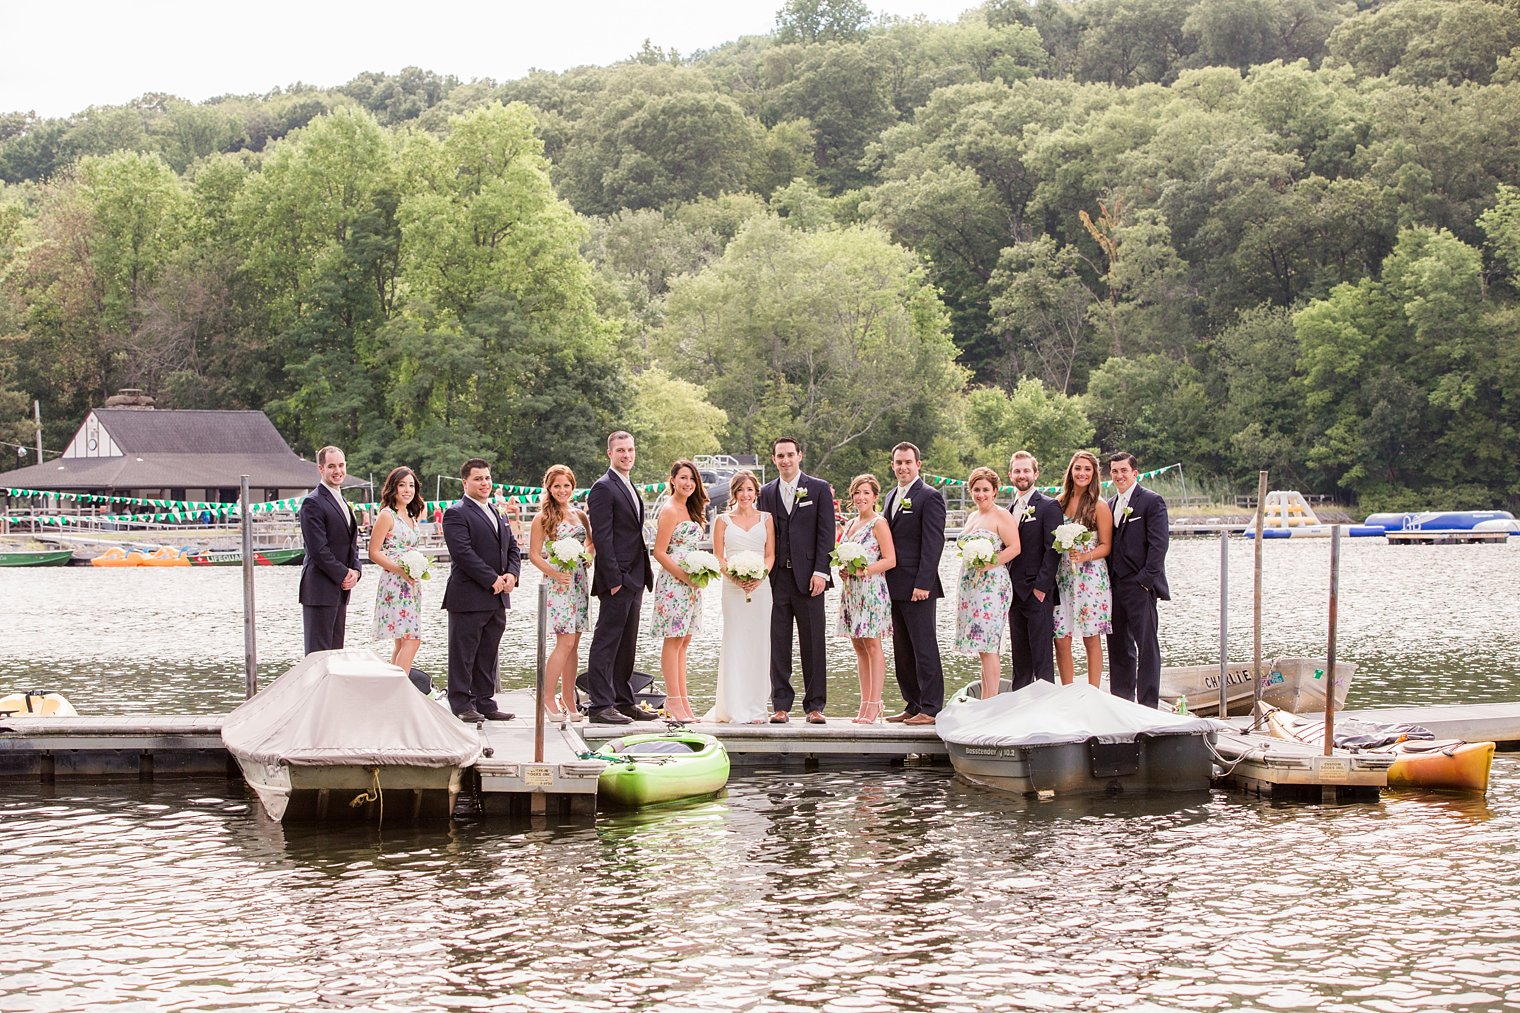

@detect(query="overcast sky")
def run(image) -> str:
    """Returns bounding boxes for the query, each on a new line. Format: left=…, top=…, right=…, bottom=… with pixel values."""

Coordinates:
left=2, top=0, right=978, bottom=118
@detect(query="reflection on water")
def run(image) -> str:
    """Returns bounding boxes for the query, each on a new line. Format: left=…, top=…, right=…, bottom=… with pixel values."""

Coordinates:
left=3, top=763, right=1519, bottom=1011
left=3, top=537, right=1517, bottom=714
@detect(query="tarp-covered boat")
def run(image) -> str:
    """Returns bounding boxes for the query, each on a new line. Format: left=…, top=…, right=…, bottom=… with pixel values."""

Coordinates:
left=593, top=731, right=729, bottom=807
left=222, top=650, right=482, bottom=822
left=938, top=681, right=1227, bottom=796
left=1259, top=703, right=1494, bottom=794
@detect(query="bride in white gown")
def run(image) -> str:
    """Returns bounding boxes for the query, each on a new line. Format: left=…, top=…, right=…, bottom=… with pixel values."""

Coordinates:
left=705, top=471, right=776, bottom=724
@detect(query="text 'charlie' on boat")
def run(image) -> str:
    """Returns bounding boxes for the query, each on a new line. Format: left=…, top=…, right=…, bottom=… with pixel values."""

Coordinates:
left=221, top=649, right=482, bottom=822
left=1159, top=656, right=1354, bottom=717
left=937, top=681, right=1228, bottom=797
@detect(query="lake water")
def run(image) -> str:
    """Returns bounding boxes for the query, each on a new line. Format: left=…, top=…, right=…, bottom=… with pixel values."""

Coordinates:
left=3, top=537, right=1519, bottom=1011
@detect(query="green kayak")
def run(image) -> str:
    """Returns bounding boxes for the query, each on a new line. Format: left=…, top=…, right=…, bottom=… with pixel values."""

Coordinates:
left=595, top=731, right=730, bottom=808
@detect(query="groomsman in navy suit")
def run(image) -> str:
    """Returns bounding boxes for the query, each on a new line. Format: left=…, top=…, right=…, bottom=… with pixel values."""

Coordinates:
left=882, top=442, right=946, bottom=725
left=585, top=430, right=657, bottom=725
left=297, top=445, right=362, bottom=654
left=441, top=458, right=520, bottom=722
left=758, top=436, right=836, bottom=724
left=1105, top=453, right=1171, bottom=708
left=1006, top=450, right=1062, bottom=689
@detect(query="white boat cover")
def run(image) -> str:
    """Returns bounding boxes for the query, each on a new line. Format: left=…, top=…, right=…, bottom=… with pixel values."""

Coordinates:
left=222, top=649, right=483, bottom=767
left=937, top=681, right=1228, bottom=748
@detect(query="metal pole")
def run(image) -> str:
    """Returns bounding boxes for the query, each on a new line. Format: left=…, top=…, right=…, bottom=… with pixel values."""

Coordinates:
left=1251, top=470, right=1267, bottom=730
left=240, top=476, right=258, bottom=699
left=534, top=580, right=549, bottom=764
left=1323, top=525, right=1341, bottom=756
left=1217, top=530, right=1229, bottom=719
left=34, top=400, right=42, bottom=461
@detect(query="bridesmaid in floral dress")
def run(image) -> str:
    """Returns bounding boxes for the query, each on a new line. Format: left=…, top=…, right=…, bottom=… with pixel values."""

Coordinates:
left=650, top=460, right=709, bottom=721
left=368, top=466, right=426, bottom=679
left=837, top=474, right=896, bottom=724
left=529, top=464, right=594, bottom=721
left=1054, top=450, right=1114, bottom=687
left=954, top=467, right=1021, bottom=699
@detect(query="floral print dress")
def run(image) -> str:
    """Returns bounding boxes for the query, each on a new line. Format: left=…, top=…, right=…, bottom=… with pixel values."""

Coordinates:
left=372, top=507, right=421, bottom=641
left=954, top=529, right=1013, bottom=654
left=545, top=517, right=590, bottom=635
left=1054, top=515, right=1113, bottom=639
left=837, top=518, right=891, bottom=639
left=650, top=519, right=704, bottom=638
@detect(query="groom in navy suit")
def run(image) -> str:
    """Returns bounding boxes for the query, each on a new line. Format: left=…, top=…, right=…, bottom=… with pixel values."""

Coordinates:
left=585, top=430, right=657, bottom=725
left=1006, top=450, right=1062, bottom=689
left=882, top=442, right=947, bottom=725
left=758, top=436, right=836, bottom=723
left=441, top=458, right=520, bottom=722
left=297, top=445, right=362, bottom=654
left=1106, top=452, right=1171, bottom=708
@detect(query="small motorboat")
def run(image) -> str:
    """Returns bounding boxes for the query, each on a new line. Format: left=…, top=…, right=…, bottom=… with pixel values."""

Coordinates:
left=1159, top=656, right=1354, bottom=717
left=1259, top=703, right=1494, bottom=794
left=593, top=731, right=730, bottom=807
left=938, top=681, right=1227, bottom=797
left=0, top=549, right=73, bottom=567
left=90, top=546, right=145, bottom=567
left=222, top=650, right=483, bottom=822
left=187, top=547, right=304, bottom=566
left=0, top=690, right=78, bottom=717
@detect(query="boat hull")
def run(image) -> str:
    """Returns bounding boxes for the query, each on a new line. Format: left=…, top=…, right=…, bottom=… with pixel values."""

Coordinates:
left=189, top=548, right=304, bottom=566
left=945, top=732, right=1216, bottom=797
left=596, top=732, right=730, bottom=807
left=1386, top=740, right=1495, bottom=794
left=0, top=691, right=78, bottom=717
left=236, top=759, right=463, bottom=822
left=0, top=550, right=73, bottom=567
left=1160, top=657, right=1354, bottom=717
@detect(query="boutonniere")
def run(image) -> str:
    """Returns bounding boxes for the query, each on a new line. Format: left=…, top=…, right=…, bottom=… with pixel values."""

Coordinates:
left=900, top=496, right=913, bottom=512
left=1123, top=506, right=1134, bottom=520
left=1022, top=505, right=1036, bottom=522
left=795, top=487, right=809, bottom=502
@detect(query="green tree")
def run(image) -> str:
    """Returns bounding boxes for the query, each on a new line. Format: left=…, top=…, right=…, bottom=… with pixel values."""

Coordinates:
left=624, top=367, right=730, bottom=482
left=963, top=378, right=1094, bottom=474
left=775, top=0, right=873, bottom=45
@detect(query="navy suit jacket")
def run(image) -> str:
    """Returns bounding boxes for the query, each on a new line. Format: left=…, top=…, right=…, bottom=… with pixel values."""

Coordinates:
left=1107, top=484, right=1171, bottom=600
left=884, top=478, right=945, bottom=601
left=588, top=469, right=653, bottom=595
left=441, top=499, right=521, bottom=612
left=1008, top=489, right=1062, bottom=601
left=758, top=472, right=836, bottom=593
left=298, top=485, right=360, bottom=607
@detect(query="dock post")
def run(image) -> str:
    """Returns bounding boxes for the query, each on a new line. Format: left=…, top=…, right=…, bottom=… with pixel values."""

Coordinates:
left=240, top=475, right=258, bottom=699
left=1324, top=525, right=1341, bottom=756
left=1251, top=470, right=1267, bottom=729
left=1217, top=530, right=1229, bottom=718
left=535, top=580, right=548, bottom=765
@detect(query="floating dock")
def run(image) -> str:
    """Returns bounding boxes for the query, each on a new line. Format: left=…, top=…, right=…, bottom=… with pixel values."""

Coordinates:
left=1213, top=728, right=1393, bottom=801
left=1385, top=530, right=1510, bottom=545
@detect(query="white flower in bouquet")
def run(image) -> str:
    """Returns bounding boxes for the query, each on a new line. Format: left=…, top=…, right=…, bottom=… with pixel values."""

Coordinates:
left=959, top=536, right=998, bottom=568
left=830, top=540, right=869, bottom=576
left=680, top=549, right=723, bottom=589
left=547, top=536, right=589, bottom=571
left=725, top=550, right=768, bottom=602
left=398, top=549, right=432, bottom=581
left=1051, top=522, right=1094, bottom=554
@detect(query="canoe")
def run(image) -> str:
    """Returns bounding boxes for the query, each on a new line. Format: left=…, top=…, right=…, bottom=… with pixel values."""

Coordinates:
left=0, top=690, right=78, bottom=717
left=1159, top=656, right=1354, bottom=717
left=1260, top=703, right=1494, bottom=794
left=90, top=546, right=145, bottom=567
left=0, top=550, right=74, bottom=567
left=595, top=731, right=730, bottom=807
left=938, top=681, right=1226, bottom=797
left=188, top=547, right=304, bottom=566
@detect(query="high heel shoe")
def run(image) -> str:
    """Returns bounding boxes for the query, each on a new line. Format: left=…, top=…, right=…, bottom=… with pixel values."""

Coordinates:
left=667, top=695, right=696, bottom=722
left=863, top=700, right=885, bottom=725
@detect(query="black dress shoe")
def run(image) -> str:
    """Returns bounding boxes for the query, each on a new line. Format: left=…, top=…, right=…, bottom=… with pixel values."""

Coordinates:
left=589, top=707, right=633, bottom=725
left=618, top=704, right=658, bottom=722
left=480, top=711, right=515, bottom=721
left=457, top=710, right=486, bottom=723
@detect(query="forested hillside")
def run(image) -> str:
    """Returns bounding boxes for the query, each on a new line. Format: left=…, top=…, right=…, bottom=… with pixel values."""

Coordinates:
left=2, top=0, right=1518, bottom=508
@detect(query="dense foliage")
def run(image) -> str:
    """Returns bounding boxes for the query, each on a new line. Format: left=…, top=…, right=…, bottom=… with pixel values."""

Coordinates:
left=2, top=0, right=1518, bottom=506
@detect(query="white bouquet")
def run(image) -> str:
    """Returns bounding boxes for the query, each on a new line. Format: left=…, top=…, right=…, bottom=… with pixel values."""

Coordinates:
left=680, top=549, right=723, bottom=589
left=547, top=536, right=590, bottom=571
left=959, top=536, right=998, bottom=569
left=725, top=549, right=769, bottom=602
left=831, top=540, right=869, bottom=577
left=1052, top=522, right=1095, bottom=555
left=398, top=549, right=432, bottom=581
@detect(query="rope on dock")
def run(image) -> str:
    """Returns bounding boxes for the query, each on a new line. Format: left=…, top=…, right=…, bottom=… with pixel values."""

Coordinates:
left=349, top=766, right=383, bottom=824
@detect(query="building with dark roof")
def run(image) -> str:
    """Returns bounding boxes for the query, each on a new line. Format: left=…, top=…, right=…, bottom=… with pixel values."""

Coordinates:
left=2, top=406, right=355, bottom=503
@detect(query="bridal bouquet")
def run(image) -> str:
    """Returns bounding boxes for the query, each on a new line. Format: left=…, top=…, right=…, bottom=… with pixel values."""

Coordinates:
left=959, top=536, right=998, bottom=569
left=398, top=549, right=432, bottom=582
left=681, top=549, right=723, bottom=589
left=725, top=550, right=768, bottom=602
left=831, top=540, right=870, bottom=577
left=1051, top=522, right=1095, bottom=555
left=547, top=537, right=590, bottom=572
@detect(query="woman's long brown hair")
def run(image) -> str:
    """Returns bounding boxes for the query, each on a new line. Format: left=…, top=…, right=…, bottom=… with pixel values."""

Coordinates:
left=1058, top=451, right=1102, bottom=529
